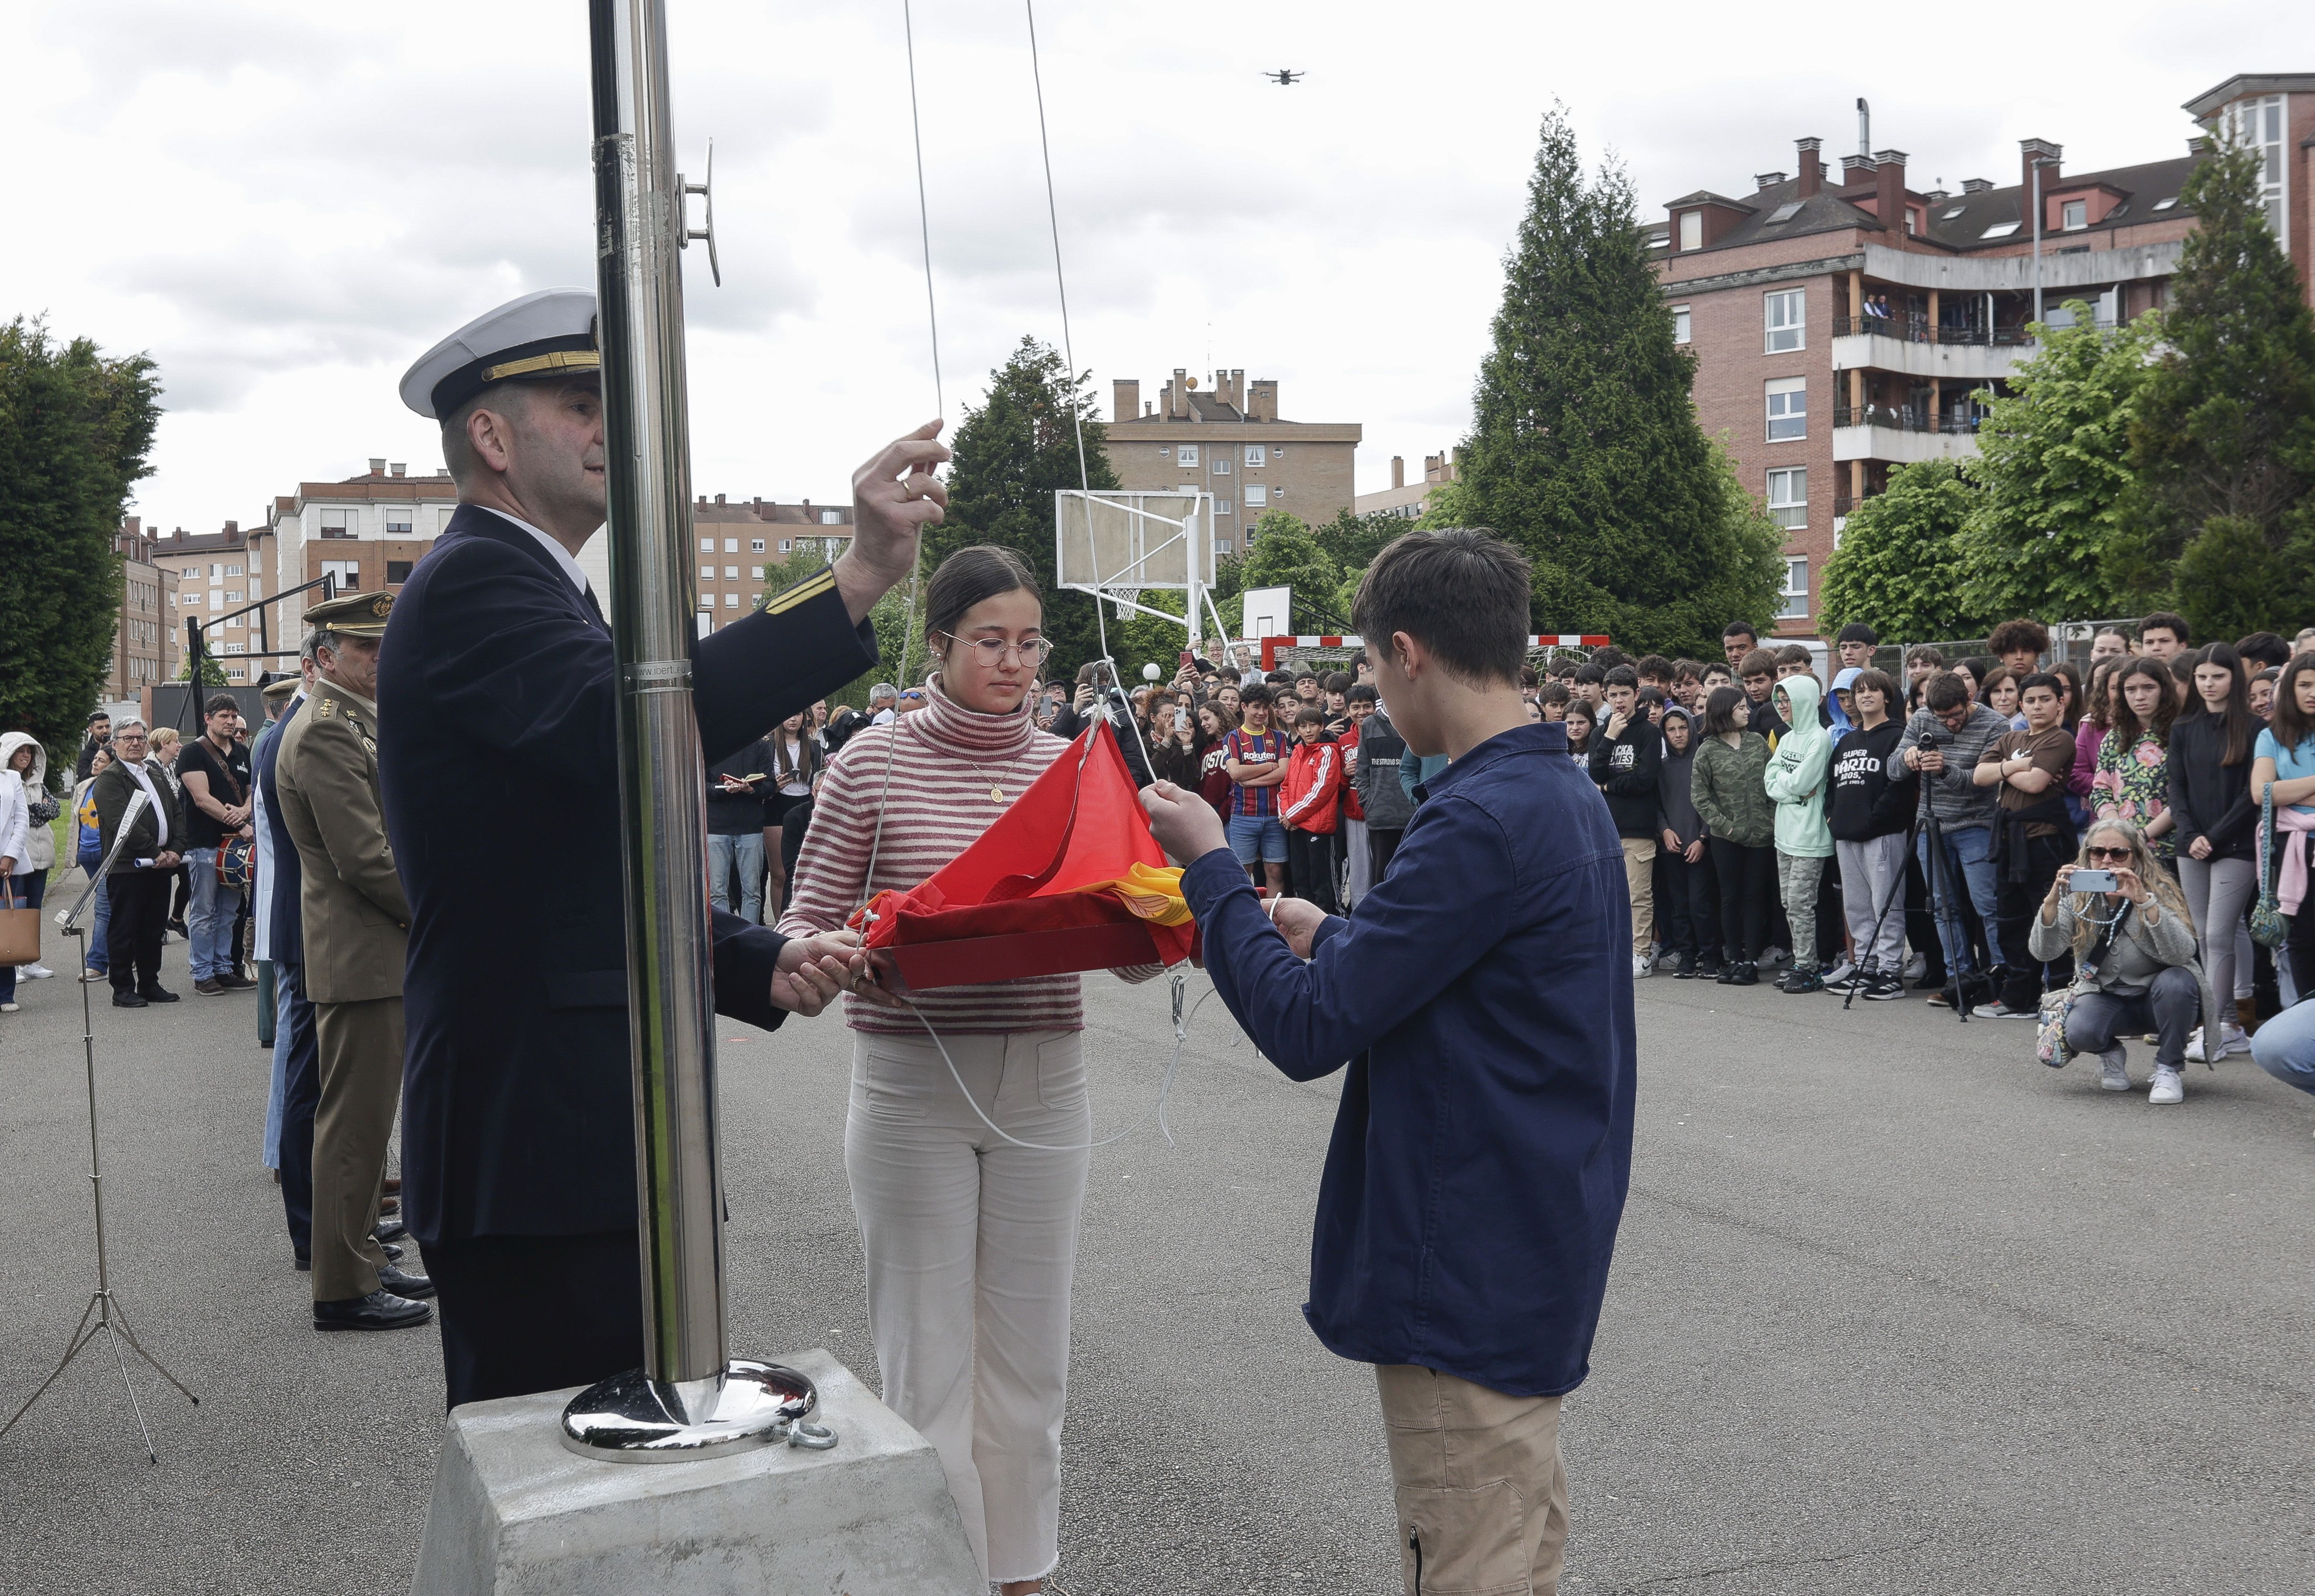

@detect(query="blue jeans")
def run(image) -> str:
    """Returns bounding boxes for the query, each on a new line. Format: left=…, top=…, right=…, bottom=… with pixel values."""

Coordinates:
left=85, top=864, right=110, bottom=973
left=1916, top=823, right=2001, bottom=978
left=1228, top=815, right=1289, bottom=865
left=2252, top=997, right=2315, bottom=1097
left=707, top=831, right=765, bottom=925
left=187, top=846, right=243, bottom=979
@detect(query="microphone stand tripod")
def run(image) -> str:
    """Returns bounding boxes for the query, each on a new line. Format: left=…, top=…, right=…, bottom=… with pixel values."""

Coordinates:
left=0, top=791, right=199, bottom=1463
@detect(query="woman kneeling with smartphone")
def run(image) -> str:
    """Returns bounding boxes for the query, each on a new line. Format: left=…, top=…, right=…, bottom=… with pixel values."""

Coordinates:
left=780, top=544, right=1153, bottom=1595
left=2031, top=818, right=2219, bottom=1105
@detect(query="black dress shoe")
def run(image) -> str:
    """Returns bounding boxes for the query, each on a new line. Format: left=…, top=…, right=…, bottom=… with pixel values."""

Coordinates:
left=294, top=1253, right=311, bottom=1271
left=139, top=986, right=180, bottom=1003
left=215, top=971, right=257, bottom=991
left=314, top=1290, right=432, bottom=1332
left=374, top=1214, right=407, bottom=1243
left=377, top=1263, right=436, bottom=1299
left=378, top=1240, right=405, bottom=1262
left=112, top=991, right=148, bottom=1008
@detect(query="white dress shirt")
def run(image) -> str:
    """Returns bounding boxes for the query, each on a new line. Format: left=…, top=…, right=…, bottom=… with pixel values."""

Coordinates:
left=479, top=506, right=592, bottom=597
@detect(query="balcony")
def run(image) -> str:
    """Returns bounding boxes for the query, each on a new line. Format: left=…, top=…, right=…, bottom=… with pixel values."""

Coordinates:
left=1832, top=318, right=2031, bottom=383
left=1833, top=403, right=1983, bottom=465
left=1831, top=316, right=2033, bottom=346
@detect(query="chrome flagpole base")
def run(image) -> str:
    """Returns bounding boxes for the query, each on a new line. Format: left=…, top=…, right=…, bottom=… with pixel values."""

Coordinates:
left=560, top=1359, right=835, bottom=1462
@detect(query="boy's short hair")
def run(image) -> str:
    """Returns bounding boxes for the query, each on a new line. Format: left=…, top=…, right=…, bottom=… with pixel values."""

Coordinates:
left=1293, top=705, right=1327, bottom=728
left=1590, top=647, right=1629, bottom=672
left=2235, top=631, right=2291, bottom=670
left=1987, top=618, right=2050, bottom=657
left=1241, top=683, right=1275, bottom=706
left=1518, top=665, right=1540, bottom=688
left=1701, top=662, right=1733, bottom=682
left=1835, top=621, right=1878, bottom=646
left=1907, top=645, right=1946, bottom=671
left=1849, top=667, right=1898, bottom=704
left=1603, top=665, right=1639, bottom=690
left=1323, top=671, right=1353, bottom=694
left=1548, top=660, right=1579, bottom=680
left=1672, top=659, right=1704, bottom=683
left=1350, top=528, right=1534, bottom=687
left=1739, top=648, right=1778, bottom=679
left=2018, top=671, right=2062, bottom=699
left=1924, top=671, right=1971, bottom=712
left=1267, top=669, right=1296, bottom=686
left=1721, top=620, right=1759, bottom=645
left=1347, top=683, right=1380, bottom=705
left=1637, top=687, right=1665, bottom=707
left=1295, top=668, right=1319, bottom=684
left=1775, top=643, right=1813, bottom=668
left=1635, top=654, right=1672, bottom=681
left=2140, top=611, right=2190, bottom=643
left=1573, top=662, right=1607, bottom=687
left=1540, top=681, right=1570, bottom=706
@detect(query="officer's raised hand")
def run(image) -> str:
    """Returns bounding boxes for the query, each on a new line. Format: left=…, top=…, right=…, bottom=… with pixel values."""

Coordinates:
left=838, top=420, right=950, bottom=624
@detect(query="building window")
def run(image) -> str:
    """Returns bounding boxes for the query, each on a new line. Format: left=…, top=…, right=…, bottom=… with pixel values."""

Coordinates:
left=1765, top=288, right=1805, bottom=353
left=1679, top=211, right=1702, bottom=251
left=780, top=539, right=793, bottom=552
left=320, top=513, right=353, bottom=540
left=2223, top=93, right=2289, bottom=243
left=718, top=538, right=734, bottom=553
left=1672, top=304, right=1691, bottom=344
left=1271, top=446, right=1285, bottom=458
left=1212, top=457, right=1231, bottom=475
left=321, top=559, right=362, bottom=588
left=183, top=566, right=200, bottom=577
left=1766, top=467, right=1807, bottom=530
left=1216, top=500, right=1233, bottom=516
left=820, top=509, right=841, bottom=525
left=1244, top=445, right=1265, bottom=468
left=1215, top=538, right=1235, bottom=558
left=224, top=590, right=242, bottom=602
left=724, top=566, right=739, bottom=579
left=751, top=539, right=766, bottom=553
left=723, top=592, right=740, bottom=608
left=184, top=592, right=203, bottom=606
left=384, top=513, right=413, bottom=535
left=699, top=564, right=714, bottom=580
left=698, top=537, right=714, bottom=553
left=1177, top=443, right=1200, bottom=468
left=226, top=563, right=243, bottom=576
left=225, top=615, right=242, bottom=629
left=1246, top=484, right=1269, bottom=509
left=1765, top=378, right=1806, bottom=441
left=1776, top=557, right=1809, bottom=620
left=2061, top=198, right=2086, bottom=230
left=387, top=560, right=414, bottom=583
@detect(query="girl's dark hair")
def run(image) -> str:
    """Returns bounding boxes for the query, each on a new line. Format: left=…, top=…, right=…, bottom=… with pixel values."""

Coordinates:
left=2086, top=657, right=2123, bottom=725
left=925, top=544, right=1038, bottom=642
left=2050, top=660, right=2084, bottom=730
left=1197, top=701, right=1237, bottom=736
left=1850, top=668, right=1898, bottom=706
left=2188, top=643, right=2255, bottom=765
left=1562, top=699, right=1594, bottom=745
left=1702, top=684, right=1748, bottom=738
left=2109, top=656, right=2179, bottom=747
left=2273, top=654, right=2315, bottom=751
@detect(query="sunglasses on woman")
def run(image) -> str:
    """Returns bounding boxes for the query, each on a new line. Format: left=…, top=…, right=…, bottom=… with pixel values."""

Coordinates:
left=2084, top=846, right=2133, bottom=863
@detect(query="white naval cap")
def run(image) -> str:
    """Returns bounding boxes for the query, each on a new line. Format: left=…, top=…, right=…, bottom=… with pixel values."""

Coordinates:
left=399, top=288, right=600, bottom=419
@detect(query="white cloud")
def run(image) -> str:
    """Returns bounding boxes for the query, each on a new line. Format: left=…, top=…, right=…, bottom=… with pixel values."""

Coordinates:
left=1, top=0, right=2293, bottom=528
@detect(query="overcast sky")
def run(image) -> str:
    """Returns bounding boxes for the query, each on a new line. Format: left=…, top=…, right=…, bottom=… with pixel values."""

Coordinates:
left=5, top=0, right=2291, bottom=535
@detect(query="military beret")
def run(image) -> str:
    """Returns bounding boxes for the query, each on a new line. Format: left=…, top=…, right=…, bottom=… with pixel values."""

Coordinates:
left=399, top=288, right=600, bottom=419
left=305, top=590, right=397, bottom=637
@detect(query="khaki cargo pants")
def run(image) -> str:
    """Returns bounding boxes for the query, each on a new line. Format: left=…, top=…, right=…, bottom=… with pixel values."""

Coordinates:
left=1376, top=1364, right=1569, bottom=1596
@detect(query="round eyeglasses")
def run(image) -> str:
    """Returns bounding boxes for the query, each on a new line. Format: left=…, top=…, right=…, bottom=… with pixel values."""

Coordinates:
left=945, top=636, right=1052, bottom=667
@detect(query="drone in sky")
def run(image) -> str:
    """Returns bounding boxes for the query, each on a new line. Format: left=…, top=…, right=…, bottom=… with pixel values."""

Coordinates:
left=1263, top=69, right=1304, bottom=85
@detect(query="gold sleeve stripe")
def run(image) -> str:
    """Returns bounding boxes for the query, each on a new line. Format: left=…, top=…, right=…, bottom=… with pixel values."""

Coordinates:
left=480, top=350, right=602, bottom=383
left=761, top=567, right=836, bottom=616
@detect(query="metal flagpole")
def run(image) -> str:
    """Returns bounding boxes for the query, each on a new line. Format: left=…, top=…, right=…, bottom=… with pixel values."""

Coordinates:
left=560, top=0, right=831, bottom=1460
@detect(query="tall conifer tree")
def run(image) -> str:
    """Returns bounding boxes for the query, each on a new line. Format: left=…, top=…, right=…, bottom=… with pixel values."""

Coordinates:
left=1457, top=110, right=1783, bottom=658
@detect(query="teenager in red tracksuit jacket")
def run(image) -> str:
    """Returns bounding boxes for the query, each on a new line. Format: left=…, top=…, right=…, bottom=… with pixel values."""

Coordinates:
left=1279, top=705, right=1344, bottom=913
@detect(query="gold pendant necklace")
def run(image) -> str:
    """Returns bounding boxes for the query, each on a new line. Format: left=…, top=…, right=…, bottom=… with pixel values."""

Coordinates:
left=904, top=715, right=1008, bottom=802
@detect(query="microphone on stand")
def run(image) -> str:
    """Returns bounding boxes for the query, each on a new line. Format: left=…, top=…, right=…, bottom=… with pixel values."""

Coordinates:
left=57, top=787, right=150, bottom=930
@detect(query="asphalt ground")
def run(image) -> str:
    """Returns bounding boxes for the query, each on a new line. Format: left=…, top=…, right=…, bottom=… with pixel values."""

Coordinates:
left=3, top=942, right=2313, bottom=1595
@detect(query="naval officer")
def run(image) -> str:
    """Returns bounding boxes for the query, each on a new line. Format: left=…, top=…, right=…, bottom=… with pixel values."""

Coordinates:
left=379, top=289, right=944, bottom=1407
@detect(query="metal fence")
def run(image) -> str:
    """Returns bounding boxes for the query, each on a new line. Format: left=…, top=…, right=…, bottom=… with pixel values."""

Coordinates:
left=1865, top=619, right=2146, bottom=681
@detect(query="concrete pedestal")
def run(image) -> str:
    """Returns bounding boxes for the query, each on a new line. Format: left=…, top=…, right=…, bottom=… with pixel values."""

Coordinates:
left=409, top=1349, right=984, bottom=1596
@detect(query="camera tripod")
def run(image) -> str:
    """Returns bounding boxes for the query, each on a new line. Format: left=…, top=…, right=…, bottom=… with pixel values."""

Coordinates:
left=0, top=814, right=200, bottom=1463
left=1843, top=731, right=1970, bottom=1022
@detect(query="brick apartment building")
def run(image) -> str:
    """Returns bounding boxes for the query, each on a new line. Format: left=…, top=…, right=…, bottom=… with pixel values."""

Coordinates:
left=692, top=494, right=853, bottom=631
left=1104, top=369, right=1360, bottom=560
left=1653, top=70, right=2314, bottom=635
left=1354, top=450, right=1461, bottom=522
left=103, top=519, right=182, bottom=701
left=145, top=518, right=269, bottom=684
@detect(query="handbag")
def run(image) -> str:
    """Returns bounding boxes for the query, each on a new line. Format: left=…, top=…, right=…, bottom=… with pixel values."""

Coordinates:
left=0, top=874, right=39, bottom=967
left=2250, top=781, right=2290, bottom=950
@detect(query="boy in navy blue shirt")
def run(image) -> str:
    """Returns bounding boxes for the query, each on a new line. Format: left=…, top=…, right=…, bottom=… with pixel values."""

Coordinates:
left=1145, top=528, right=1635, bottom=1596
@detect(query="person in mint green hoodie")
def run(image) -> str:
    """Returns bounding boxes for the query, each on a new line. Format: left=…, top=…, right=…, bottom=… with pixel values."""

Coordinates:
left=1763, top=671, right=1835, bottom=993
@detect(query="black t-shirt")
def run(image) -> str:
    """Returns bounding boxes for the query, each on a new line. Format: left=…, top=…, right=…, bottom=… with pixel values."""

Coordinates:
left=177, top=735, right=252, bottom=850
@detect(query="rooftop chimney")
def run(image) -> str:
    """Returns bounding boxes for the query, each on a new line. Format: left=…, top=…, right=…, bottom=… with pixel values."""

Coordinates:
left=1856, top=97, right=1870, bottom=159
left=1839, top=153, right=1873, bottom=186
left=1796, top=136, right=1823, bottom=198
left=390, top=462, right=406, bottom=477
left=1873, top=150, right=1908, bottom=232
left=223, top=520, right=238, bottom=536
left=1247, top=377, right=1277, bottom=422
left=1962, top=177, right=1994, bottom=194
left=1113, top=378, right=1139, bottom=423
left=1755, top=170, right=1788, bottom=191
left=368, top=457, right=386, bottom=475
left=1391, top=456, right=1405, bottom=490
left=1170, top=367, right=1189, bottom=420
left=2020, top=138, right=2061, bottom=208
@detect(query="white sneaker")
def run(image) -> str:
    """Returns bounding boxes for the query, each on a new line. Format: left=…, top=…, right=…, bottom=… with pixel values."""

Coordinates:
left=2184, top=1023, right=2248, bottom=1063
left=2098, top=1047, right=2130, bottom=1091
left=1902, top=952, right=1928, bottom=982
left=1632, top=953, right=1652, bottom=979
left=1821, top=960, right=1857, bottom=990
left=0, top=1002, right=17, bottom=1014
left=18, top=963, right=53, bottom=980
left=2148, top=1064, right=2184, bottom=1106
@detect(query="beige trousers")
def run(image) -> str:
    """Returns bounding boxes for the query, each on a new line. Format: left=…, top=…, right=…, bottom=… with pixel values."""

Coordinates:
left=1620, top=836, right=1658, bottom=956
left=845, top=1028, right=1090, bottom=1585
left=310, top=995, right=402, bottom=1302
left=1377, top=1364, right=1569, bottom=1596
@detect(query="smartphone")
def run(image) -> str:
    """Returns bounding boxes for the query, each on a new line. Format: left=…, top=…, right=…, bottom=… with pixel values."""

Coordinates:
left=2071, top=868, right=2117, bottom=893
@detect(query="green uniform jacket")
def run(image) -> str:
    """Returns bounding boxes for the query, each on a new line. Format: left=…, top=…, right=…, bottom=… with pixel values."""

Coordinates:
left=1690, top=732, right=1774, bottom=848
left=275, top=680, right=407, bottom=1005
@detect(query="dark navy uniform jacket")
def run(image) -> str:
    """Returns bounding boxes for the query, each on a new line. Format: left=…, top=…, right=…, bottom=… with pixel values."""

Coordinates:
left=1180, top=720, right=1636, bottom=1398
left=378, top=505, right=877, bottom=1246
left=256, top=696, right=304, bottom=964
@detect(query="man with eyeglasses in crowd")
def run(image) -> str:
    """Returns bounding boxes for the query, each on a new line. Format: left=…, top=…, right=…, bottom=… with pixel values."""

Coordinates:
left=89, top=720, right=186, bottom=1007
left=1891, top=670, right=2013, bottom=1011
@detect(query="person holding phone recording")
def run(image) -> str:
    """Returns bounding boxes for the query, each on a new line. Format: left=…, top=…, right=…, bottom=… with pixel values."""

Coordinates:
left=2031, top=819, right=2218, bottom=1104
